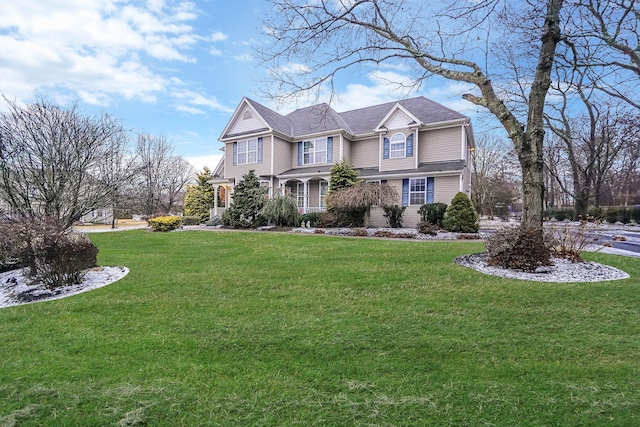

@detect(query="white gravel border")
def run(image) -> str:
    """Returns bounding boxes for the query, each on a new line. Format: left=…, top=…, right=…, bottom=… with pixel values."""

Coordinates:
left=0, top=266, right=129, bottom=308
left=455, top=253, right=630, bottom=283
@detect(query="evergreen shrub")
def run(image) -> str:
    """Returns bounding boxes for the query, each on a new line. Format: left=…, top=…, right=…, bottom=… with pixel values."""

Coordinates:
left=383, top=205, right=406, bottom=228
left=148, top=216, right=183, bottom=231
left=443, top=192, right=479, bottom=233
left=300, top=212, right=321, bottom=227
left=418, top=202, right=448, bottom=227
left=182, top=216, right=202, bottom=226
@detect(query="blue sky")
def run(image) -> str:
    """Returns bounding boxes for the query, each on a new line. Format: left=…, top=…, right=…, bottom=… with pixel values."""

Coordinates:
left=0, top=0, right=482, bottom=171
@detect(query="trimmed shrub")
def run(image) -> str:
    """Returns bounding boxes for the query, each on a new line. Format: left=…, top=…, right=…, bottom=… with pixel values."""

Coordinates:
left=182, top=216, right=202, bottom=226
left=605, top=208, right=621, bottom=224
left=148, top=216, right=183, bottom=232
left=316, top=211, right=337, bottom=228
left=260, top=195, right=301, bottom=227
left=587, top=206, right=604, bottom=221
left=632, top=207, right=640, bottom=223
left=418, top=202, right=448, bottom=227
left=300, top=212, right=321, bottom=227
left=205, top=216, right=223, bottom=227
left=383, top=205, right=406, bottom=228
left=443, top=192, right=479, bottom=233
left=486, top=225, right=552, bottom=271
left=416, top=220, right=438, bottom=236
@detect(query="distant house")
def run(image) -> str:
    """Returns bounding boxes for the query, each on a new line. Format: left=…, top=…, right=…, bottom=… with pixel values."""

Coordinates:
left=211, top=96, right=474, bottom=227
left=77, top=208, right=114, bottom=225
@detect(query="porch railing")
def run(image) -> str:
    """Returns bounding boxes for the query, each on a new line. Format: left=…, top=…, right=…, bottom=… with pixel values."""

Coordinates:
left=298, top=207, right=326, bottom=214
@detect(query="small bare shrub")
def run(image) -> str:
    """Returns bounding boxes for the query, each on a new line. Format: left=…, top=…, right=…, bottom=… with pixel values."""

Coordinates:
left=416, top=221, right=438, bottom=236
left=316, top=211, right=337, bottom=228
left=351, top=228, right=368, bottom=237
left=546, top=223, right=599, bottom=262
left=486, top=225, right=552, bottom=271
left=373, top=230, right=414, bottom=239
left=18, top=217, right=98, bottom=289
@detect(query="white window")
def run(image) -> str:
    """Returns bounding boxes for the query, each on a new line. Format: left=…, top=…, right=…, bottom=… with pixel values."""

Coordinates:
left=409, top=178, right=426, bottom=205
left=297, top=182, right=305, bottom=208
left=319, top=181, right=329, bottom=208
left=390, top=133, right=406, bottom=159
left=303, top=138, right=327, bottom=164
left=236, top=139, right=258, bottom=165
left=242, top=110, right=252, bottom=120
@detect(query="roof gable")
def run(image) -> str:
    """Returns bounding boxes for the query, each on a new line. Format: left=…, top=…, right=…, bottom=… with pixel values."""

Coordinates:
left=374, top=103, right=421, bottom=131
left=219, top=96, right=469, bottom=141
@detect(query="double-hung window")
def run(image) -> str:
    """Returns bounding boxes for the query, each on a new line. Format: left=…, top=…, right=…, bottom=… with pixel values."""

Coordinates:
left=303, top=138, right=327, bottom=165
left=403, top=177, right=434, bottom=206
left=409, top=178, right=426, bottom=205
left=236, top=139, right=258, bottom=165
left=390, top=133, right=406, bottom=158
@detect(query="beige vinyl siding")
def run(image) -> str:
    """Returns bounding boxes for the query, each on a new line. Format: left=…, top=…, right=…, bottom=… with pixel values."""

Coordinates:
left=434, top=175, right=461, bottom=204
left=419, top=127, right=462, bottom=163
left=273, top=137, right=292, bottom=175
left=341, top=137, right=352, bottom=163
left=380, top=128, right=416, bottom=172
left=289, top=135, right=339, bottom=170
left=224, top=138, right=272, bottom=181
left=349, top=137, right=378, bottom=169
left=228, top=106, right=267, bottom=135
left=385, top=110, right=412, bottom=130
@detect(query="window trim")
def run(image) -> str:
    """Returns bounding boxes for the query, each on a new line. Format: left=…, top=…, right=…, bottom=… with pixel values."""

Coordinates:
left=409, top=177, right=426, bottom=206
left=302, top=138, right=328, bottom=165
left=390, top=133, right=406, bottom=159
left=319, top=181, right=329, bottom=208
left=236, top=138, right=258, bottom=165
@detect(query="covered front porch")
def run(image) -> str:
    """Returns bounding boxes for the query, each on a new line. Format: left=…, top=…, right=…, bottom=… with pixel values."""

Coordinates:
left=208, top=179, right=234, bottom=218
left=278, top=176, right=329, bottom=214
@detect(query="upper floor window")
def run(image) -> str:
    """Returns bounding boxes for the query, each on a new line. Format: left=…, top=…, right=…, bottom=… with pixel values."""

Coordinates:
left=390, top=133, right=406, bottom=158
left=298, top=137, right=333, bottom=166
left=235, top=138, right=258, bottom=165
left=303, top=138, right=327, bottom=164
left=242, top=110, right=252, bottom=120
left=383, top=132, right=414, bottom=159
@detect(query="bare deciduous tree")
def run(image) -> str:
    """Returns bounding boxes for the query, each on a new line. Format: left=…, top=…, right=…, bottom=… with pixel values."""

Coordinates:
left=0, top=96, right=129, bottom=229
left=260, top=0, right=565, bottom=261
left=471, top=135, right=520, bottom=217
left=135, top=133, right=194, bottom=216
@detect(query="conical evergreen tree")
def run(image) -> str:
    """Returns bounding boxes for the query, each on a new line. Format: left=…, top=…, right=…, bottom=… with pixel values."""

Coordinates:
left=443, top=192, right=479, bottom=233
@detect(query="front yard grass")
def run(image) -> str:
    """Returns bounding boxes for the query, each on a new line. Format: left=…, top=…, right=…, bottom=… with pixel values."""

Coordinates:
left=1, top=230, right=639, bottom=425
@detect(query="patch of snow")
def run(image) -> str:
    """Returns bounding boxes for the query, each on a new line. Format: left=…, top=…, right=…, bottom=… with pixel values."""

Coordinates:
left=0, top=266, right=129, bottom=308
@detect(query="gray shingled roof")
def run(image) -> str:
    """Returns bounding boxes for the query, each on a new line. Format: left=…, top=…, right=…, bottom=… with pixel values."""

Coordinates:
left=242, top=96, right=467, bottom=139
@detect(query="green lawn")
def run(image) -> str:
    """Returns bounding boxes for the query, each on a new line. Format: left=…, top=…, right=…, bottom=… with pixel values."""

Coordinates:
left=1, top=230, right=639, bottom=426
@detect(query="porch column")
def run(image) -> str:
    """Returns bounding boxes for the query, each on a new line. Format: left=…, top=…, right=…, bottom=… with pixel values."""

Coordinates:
left=213, top=185, right=219, bottom=217
left=303, top=180, right=309, bottom=212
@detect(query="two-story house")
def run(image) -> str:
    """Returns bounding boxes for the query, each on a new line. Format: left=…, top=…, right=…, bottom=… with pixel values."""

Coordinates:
left=210, top=96, right=474, bottom=227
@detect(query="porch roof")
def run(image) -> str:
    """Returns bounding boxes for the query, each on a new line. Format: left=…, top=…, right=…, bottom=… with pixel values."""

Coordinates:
left=276, top=160, right=465, bottom=181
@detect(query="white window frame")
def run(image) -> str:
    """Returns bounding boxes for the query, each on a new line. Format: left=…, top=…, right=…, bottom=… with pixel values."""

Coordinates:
left=409, top=178, right=426, bottom=205
left=319, top=181, right=329, bottom=208
left=297, top=182, right=305, bottom=208
left=390, top=133, right=406, bottom=159
left=236, top=139, right=258, bottom=165
left=303, top=138, right=327, bottom=165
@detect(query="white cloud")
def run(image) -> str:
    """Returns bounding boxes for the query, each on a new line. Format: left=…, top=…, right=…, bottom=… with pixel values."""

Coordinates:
left=210, top=31, right=228, bottom=42
left=185, top=154, right=224, bottom=171
left=176, top=105, right=206, bottom=115
left=172, top=90, right=235, bottom=114
left=233, top=53, right=254, bottom=63
left=0, top=0, right=201, bottom=104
